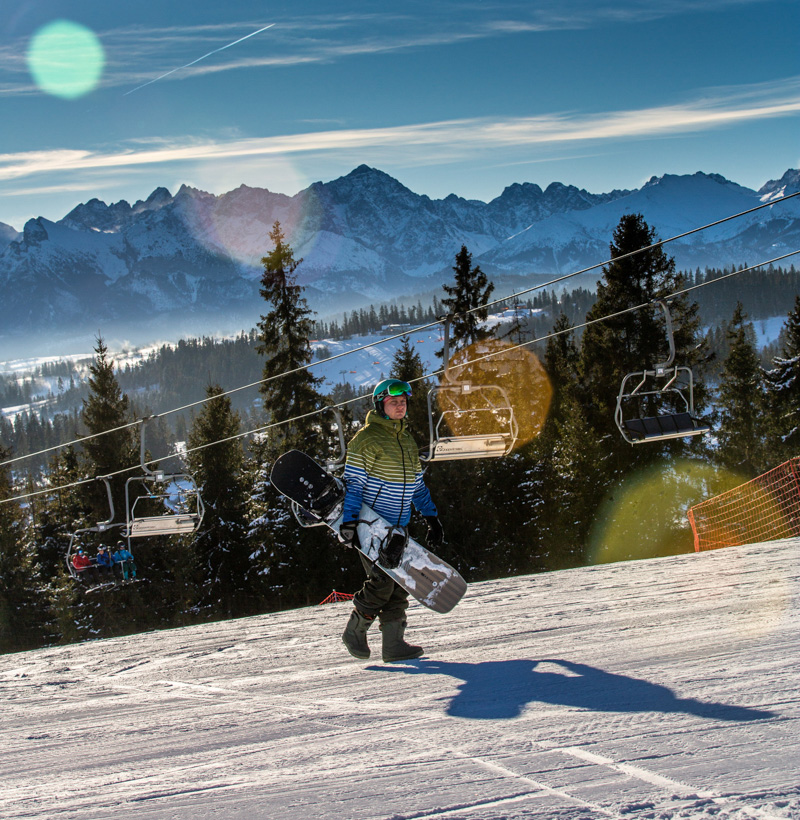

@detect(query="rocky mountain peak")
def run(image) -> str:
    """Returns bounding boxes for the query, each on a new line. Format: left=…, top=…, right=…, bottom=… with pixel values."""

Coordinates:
left=759, top=169, right=800, bottom=200
left=22, top=217, right=49, bottom=246
left=133, top=187, right=173, bottom=213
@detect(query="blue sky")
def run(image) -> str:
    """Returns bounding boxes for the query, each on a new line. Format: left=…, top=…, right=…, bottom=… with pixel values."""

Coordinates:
left=1, top=0, right=798, bottom=231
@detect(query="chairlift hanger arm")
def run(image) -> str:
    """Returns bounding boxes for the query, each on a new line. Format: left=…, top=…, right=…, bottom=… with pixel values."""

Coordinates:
left=654, top=299, right=676, bottom=373
left=138, top=414, right=161, bottom=478
left=323, top=406, right=347, bottom=469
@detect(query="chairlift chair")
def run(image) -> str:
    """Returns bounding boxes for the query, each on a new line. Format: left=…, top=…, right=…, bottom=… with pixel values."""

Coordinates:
left=420, top=316, right=518, bottom=462
left=615, top=299, right=711, bottom=445
left=65, top=476, right=121, bottom=586
left=124, top=416, right=205, bottom=538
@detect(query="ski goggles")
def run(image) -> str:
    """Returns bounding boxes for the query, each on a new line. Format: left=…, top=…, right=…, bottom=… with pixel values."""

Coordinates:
left=385, top=380, right=412, bottom=397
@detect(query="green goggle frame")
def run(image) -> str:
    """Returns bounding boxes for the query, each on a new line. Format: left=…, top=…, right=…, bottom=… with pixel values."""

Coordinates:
left=386, top=380, right=412, bottom=397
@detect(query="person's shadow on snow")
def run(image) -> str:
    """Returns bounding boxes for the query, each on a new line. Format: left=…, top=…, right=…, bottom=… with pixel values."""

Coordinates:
left=367, top=658, right=776, bottom=721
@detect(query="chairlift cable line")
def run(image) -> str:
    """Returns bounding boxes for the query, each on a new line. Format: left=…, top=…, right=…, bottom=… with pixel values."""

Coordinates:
left=3, top=248, right=797, bottom=508
left=1, top=192, right=798, bottom=472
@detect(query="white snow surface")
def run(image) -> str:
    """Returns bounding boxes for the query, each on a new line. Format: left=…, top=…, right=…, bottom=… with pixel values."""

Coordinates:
left=2, top=536, right=798, bottom=820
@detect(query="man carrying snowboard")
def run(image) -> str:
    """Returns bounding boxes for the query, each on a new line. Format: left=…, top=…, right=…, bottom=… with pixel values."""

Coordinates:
left=339, top=378, right=444, bottom=662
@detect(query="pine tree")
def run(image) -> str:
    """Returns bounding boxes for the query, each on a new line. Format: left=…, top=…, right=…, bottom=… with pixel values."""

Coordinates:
left=440, top=245, right=495, bottom=353
left=81, top=336, right=136, bottom=519
left=255, top=221, right=325, bottom=452
left=765, top=295, right=800, bottom=461
left=717, top=303, right=769, bottom=476
left=0, top=446, right=49, bottom=653
left=249, top=224, right=356, bottom=609
left=524, top=317, right=605, bottom=570
left=33, top=447, right=84, bottom=580
left=390, top=335, right=431, bottom=442
left=544, top=313, right=581, bottom=424
left=579, top=213, right=705, bottom=472
left=187, top=385, right=261, bottom=618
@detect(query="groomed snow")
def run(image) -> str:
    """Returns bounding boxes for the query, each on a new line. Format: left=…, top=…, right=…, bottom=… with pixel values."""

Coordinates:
left=1, top=537, right=798, bottom=820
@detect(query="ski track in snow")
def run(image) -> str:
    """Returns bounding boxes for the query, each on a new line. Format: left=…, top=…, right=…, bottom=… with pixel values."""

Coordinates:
left=1, top=537, right=798, bottom=820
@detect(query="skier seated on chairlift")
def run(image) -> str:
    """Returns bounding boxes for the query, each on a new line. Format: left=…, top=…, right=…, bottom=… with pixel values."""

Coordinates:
left=339, top=378, right=444, bottom=663
left=112, top=541, right=137, bottom=581
left=71, top=548, right=97, bottom=583
left=95, top=546, right=115, bottom=581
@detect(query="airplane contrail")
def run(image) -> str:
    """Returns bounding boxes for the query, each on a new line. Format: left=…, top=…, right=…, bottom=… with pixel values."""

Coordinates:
left=124, top=23, right=275, bottom=96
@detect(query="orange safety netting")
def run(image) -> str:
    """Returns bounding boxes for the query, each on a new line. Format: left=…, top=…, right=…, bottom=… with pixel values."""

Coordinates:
left=318, top=590, right=355, bottom=605
left=687, top=456, right=800, bottom=551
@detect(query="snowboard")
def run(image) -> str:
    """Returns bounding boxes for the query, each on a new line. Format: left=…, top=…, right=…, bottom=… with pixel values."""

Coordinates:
left=270, top=449, right=467, bottom=614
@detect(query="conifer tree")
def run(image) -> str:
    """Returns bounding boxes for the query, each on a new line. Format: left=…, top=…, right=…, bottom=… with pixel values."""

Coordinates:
left=717, top=303, right=769, bottom=476
left=525, top=317, right=605, bottom=570
left=187, top=385, right=261, bottom=617
left=544, top=313, right=581, bottom=424
left=440, top=245, right=495, bottom=352
left=765, top=295, right=800, bottom=461
left=390, top=335, right=431, bottom=441
left=256, top=221, right=324, bottom=452
left=0, top=446, right=48, bottom=653
left=533, top=392, right=607, bottom=569
left=250, top=223, right=354, bottom=610
left=34, top=447, right=84, bottom=580
left=81, top=336, right=136, bottom=518
left=579, top=213, right=705, bottom=471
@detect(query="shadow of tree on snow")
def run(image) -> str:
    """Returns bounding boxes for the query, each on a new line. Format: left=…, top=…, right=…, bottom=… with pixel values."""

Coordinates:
left=367, top=658, right=776, bottom=721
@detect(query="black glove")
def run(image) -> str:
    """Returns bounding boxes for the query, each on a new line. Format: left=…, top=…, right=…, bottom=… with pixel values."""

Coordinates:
left=339, top=521, right=361, bottom=550
left=424, top=516, right=444, bottom=547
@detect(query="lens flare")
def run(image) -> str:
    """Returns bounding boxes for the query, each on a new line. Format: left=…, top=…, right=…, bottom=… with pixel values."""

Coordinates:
left=588, top=460, right=752, bottom=565
left=438, top=339, right=552, bottom=449
left=27, top=20, right=105, bottom=99
left=173, top=169, right=322, bottom=270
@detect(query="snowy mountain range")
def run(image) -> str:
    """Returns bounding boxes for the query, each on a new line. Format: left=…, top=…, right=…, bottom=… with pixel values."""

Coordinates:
left=0, top=166, right=798, bottom=358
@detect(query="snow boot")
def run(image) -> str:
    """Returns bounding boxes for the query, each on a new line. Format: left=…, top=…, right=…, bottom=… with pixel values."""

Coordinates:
left=380, top=619, right=424, bottom=663
left=342, top=609, right=375, bottom=660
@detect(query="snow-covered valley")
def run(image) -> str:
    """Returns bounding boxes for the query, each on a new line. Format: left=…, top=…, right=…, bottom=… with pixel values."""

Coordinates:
left=1, top=536, right=797, bottom=820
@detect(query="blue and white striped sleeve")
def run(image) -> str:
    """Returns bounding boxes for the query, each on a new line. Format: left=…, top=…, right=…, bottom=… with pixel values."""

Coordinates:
left=342, top=450, right=370, bottom=523
left=411, top=472, right=437, bottom=517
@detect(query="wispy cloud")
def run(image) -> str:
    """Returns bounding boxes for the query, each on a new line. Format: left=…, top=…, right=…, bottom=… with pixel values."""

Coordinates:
left=0, top=1, right=776, bottom=95
left=1, top=75, right=797, bottom=184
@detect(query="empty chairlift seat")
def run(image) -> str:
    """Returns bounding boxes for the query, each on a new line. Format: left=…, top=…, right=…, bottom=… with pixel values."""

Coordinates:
left=623, top=412, right=711, bottom=443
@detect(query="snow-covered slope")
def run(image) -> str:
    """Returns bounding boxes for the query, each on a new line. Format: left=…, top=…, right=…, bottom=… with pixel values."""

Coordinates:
left=1, top=537, right=797, bottom=820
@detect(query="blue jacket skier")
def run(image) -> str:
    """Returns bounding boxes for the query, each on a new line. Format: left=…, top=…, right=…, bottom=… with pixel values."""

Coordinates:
left=112, top=542, right=137, bottom=581
left=339, top=379, right=444, bottom=662
left=96, top=546, right=114, bottom=579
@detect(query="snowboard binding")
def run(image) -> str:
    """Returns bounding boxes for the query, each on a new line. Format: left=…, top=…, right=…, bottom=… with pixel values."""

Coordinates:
left=296, top=474, right=342, bottom=519
left=378, top=528, right=408, bottom=569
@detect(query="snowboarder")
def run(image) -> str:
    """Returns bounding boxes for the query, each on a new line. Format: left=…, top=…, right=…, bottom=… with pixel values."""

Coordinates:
left=339, top=378, right=444, bottom=662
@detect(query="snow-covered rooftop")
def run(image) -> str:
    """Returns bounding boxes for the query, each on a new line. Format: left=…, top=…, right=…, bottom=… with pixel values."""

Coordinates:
left=1, top=536, right=797, bottom=819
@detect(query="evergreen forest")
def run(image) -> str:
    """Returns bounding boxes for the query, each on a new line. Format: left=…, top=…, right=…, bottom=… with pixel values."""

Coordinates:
left=1, top=217, right=799, bottom=656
